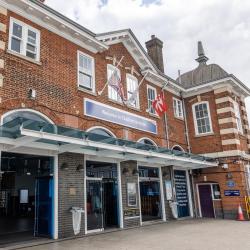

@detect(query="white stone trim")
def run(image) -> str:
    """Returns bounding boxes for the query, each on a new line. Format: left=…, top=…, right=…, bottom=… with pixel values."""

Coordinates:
left=0, top=73, right=3, bottom=87
left=222, top=139, right=240, bottom=145
left=247, top=135, right=250, bottom=140
left=241, top=106, right=246, bottom=112
left=0, top=58, right=4, bottom=69
left=215, top=96, right=234, bottom=104
left=214, top=86, right=232, bottom=94
left=218, top=117, right=236, bottom=124
left=0, top=22, right=6, bottom=32
left=243, top=115, right=248, bottom=121
left=244, top=125, right=249, bottom=130
left=203, top=150, right=242, bottom=158
left=220, top=128, right=238, bottom=135
left=217, top=107, right=235, bottom=114
left=0, top=40, right=5, bottom=50
left=248, top=144, right=250, bottom=149
left=0, top=5, right=7, bottom=15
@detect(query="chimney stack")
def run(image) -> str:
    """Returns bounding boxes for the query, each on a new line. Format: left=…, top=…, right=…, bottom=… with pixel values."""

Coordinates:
left=145, top=35, right=164, bottom=73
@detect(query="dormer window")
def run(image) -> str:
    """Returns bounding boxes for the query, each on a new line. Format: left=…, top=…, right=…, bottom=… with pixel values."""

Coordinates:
left=9, top=17, right=40, bottom=61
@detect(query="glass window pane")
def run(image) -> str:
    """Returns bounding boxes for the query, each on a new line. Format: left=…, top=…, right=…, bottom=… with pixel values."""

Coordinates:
left=79, top=54, right=92, bottom=72
left=26, top=43, right=36, bottom=53
left=13, top=22, right=22, bottom=38
left=11, top=37, right=21, bottom=53
left=212, top=184, right=221, bottom=199
left=79, top=72, right=92, bottom=89
left=28, top=29, right=36, bottom=45
left=26, top=51, right=36, bottom=59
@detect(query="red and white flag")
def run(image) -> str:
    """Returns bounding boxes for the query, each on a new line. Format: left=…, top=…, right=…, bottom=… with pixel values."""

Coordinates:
left=152, top=92, right=167, bottom=116
left=108, top=69, right=126, bottom=102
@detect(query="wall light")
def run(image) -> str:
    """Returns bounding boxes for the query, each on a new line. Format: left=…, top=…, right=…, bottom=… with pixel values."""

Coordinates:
left=122, top=167, right=129, bottom=175
left=76, top=164, right=84, bottom=171
left=61, top=162, right=69, bottom=170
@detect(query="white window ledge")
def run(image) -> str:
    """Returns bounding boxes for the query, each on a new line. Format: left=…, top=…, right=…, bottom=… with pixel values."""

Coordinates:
left=7, top=49, right=42, bottom=66
left=78, top=86, right=97, bottom=96
left=195, top=132, right=214, bottom=138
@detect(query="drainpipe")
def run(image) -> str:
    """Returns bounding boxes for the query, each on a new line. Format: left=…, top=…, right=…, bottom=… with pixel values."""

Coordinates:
left=179, top=70, right=197, bottom=217
left=162, top=82, right=170, bottom=149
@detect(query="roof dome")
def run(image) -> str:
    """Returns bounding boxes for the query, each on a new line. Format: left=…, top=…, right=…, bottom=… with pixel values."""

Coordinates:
left=177, top=42, right=229, bottom=89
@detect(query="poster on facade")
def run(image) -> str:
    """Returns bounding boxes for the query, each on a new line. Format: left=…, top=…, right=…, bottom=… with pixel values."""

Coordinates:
left=165, top=180, right=173, bottom=200
left=174, top=170, right=190, bottom=218
left=127, top=183, right=137, bottom=207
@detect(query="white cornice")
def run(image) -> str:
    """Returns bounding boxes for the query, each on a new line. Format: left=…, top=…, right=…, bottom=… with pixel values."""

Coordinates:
left=183, top=76, right=250, bottom=98
left=1, top=0, right=108, bottom=53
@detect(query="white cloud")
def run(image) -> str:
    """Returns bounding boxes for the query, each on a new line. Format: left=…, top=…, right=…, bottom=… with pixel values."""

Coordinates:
left=46, top=0, right=250, bottom=118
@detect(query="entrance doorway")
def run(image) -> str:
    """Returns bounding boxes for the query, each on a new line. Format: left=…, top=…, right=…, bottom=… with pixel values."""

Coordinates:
left=0, top=152, right=54, bottom=246
left=139, top=166, right=162, bottom=222
left=198, top=185, right=214, bottom=218
left=86, top=161, right=119, bottom=232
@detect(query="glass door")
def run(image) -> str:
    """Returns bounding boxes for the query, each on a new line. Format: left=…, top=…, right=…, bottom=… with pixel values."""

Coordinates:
left=34, top=177, right=53, bottom=237
left=86, top=179, right=103, bottom=232
left=139, top=180, right=162, bottom=222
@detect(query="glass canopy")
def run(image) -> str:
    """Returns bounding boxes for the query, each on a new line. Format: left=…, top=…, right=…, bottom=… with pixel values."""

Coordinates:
left=0, top=117, right=216, bottom=165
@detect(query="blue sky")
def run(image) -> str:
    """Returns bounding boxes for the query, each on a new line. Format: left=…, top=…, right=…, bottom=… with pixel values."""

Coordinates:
left=46, top=0, right=250, bottom=116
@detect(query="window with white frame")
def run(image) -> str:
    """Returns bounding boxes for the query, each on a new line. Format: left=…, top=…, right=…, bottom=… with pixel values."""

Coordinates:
left=173, top=98, right=183, bottom=119
left=147, top=85, right=157, bottom=114
left=233, top=101, right=243, bottom=133
left=9, top=17, right=40, bottom=61
left=126, top=74, right=139, bottom=108
left=212, top=184, right=221, bottom=200
left=107, top=64, right=121, bottom=102
left=192, top=102, right=212, bottom=135
left=246, top=165, right=250, bottom=193
left=78, top=51, right=95, bottom=91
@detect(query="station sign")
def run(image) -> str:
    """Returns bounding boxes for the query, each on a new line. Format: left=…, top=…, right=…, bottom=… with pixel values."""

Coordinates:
left=226, top=180, right=235, bottom=188
left=84, top=98, right=157, bottom=134
left=224, top=190, right=240, bottom=196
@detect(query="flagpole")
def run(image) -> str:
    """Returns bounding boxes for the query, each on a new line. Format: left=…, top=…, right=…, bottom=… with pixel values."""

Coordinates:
left=162, top=81, right=170, bottom=149
left=98, top=56, right=124, bottom=96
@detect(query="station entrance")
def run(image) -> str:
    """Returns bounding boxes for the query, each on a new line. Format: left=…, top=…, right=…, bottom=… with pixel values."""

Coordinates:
left=139, top=166, right=162, bottom=222
left=86, top=161, right=119, bottom=233
left=0, top=152, right=54, bottom=246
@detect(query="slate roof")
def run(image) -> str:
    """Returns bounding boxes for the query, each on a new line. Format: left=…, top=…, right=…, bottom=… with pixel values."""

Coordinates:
left=177, top=41, right=229, bottom=89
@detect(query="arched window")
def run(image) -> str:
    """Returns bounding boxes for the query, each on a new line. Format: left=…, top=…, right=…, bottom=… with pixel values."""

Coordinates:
left=89, top=128, right=114, bottom=137
left=172, top=145, right=184, bottom=152
left=2, top=109, right=53, bottom=125
left=87, top=127, right=116, bottom=141
left=138, top=138, right=157, bottom=148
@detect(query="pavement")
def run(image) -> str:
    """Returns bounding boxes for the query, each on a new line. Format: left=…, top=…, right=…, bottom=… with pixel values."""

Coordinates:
left=7, top=219, right=250, bottom=250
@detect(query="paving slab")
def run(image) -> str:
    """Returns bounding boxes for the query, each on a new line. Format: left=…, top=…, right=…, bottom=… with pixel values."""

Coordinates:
left=9, top=219, right=250, bottom=250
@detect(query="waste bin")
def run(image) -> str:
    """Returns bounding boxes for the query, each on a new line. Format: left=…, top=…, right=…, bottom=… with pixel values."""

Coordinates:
left=169, top=201, right=178, bottom=219
left=70, top=207, right=84, bottom=235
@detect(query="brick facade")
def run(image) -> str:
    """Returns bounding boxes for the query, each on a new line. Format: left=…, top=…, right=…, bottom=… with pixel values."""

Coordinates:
left=0, top=0, right=250, bottom=242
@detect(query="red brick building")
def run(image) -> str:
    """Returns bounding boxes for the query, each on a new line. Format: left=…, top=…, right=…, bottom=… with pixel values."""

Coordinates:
left=179, top=42, right=250, bottom=219
left=0, top=0, right=248, bottom=247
